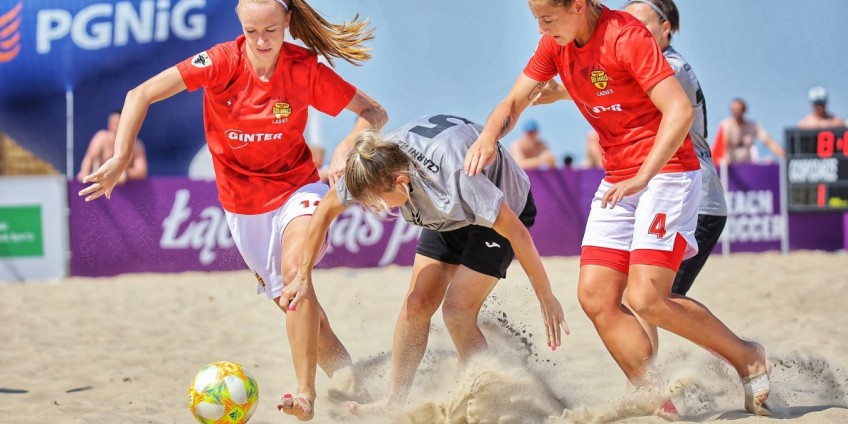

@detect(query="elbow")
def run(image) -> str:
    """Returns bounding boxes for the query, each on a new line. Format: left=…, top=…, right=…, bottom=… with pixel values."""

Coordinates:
left=374, top=104, right=388, bottom=129
left=679, top=102, right=695, bottom=129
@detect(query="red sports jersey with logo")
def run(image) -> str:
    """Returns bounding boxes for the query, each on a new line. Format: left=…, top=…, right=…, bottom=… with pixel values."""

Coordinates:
left=523, top=7, right=699, bottom=183
left=177, top=36, right=356, bottom=214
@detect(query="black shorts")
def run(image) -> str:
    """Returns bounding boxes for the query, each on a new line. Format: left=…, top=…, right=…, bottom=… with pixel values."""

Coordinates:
left=415, top=192, right=537, bottom=279
left=672, top=214, right=727, bottom=296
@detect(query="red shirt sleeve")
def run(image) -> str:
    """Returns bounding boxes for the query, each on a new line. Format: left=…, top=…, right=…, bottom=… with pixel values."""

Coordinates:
left=523, top=35, right=560, bottom=82
left=614, top=26, right=673, bottom=93
left=176, top=42, right=237, bottom=93
left=310, top=62, right=357, bottom=117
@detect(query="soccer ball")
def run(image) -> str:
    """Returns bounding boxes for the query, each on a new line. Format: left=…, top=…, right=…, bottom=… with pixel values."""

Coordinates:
left=188, top=361, right=259, bottom=424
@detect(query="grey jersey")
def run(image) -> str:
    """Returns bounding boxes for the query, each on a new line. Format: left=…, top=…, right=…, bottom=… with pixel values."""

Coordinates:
left=665, top=46, right=728, bottom=216
left=338, top=114, right=531, bottom=231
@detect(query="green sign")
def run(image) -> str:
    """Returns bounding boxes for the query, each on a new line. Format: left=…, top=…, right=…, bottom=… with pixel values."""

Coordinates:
left=0, top=205, right=43, bottom=258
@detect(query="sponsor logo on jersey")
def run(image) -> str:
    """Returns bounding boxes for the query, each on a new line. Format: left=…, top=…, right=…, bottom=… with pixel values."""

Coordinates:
left=583, top=102, right=622, bottom=118
left=590, top=68, right=609, bottom=90
left=224, top=129, right=283, bottom=149
left=191, top=51, right=211, bottom=68
left=273, top=102, right=291, bottom=119
left=0, top=2, right=22, bottom=63
left=484, top=241, right=501, bottom=248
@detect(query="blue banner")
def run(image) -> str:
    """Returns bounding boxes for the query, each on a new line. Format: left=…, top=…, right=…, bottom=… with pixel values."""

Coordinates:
left=0, top=0, right=243, bottom=174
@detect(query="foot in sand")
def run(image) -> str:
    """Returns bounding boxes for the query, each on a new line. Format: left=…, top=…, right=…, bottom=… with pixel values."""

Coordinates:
left=741, top=341, right=771, bottom=416
left=278, top=392, right=315, bottom=421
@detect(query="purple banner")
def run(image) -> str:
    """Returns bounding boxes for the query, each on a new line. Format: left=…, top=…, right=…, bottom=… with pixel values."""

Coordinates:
left=69, top=179, right=421, bottom=277
left=719, top=163, right=783, bottom=253
left=68, top=168, right=843, bottom=277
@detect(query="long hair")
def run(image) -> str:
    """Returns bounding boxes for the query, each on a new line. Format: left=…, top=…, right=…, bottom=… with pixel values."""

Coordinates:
left=287, top=0, right=374, bottom=66
left=344, top=130, right=411, bottom=213
left=237, top=0, right=374, bottom=66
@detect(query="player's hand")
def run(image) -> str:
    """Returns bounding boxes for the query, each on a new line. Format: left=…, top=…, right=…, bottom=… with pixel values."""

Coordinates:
left=78, top=157, right=127, bottom=201
left=538, top=292, right=568, bottom=351
left=279, top=273, right=311, bottom=311
left=530, top=80, right=567, bottom=106
left=327, top=146, right=351, bottom=187
left=601, top=175, right=650, bottom=209
left=464, top=138, right=497, bottom=176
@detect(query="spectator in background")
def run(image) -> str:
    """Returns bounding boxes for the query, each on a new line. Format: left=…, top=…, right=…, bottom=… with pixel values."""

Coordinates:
left=798, top=86, right=846, bottom=129
left=77, top=109, right=147, bottom=183
left=562, top=154, right=574, bottom=169
left=508, top=119, right=557, bottom=170
left=712, top=98, right=785, bottom=164
left=582, top=129, right=603, bottom=169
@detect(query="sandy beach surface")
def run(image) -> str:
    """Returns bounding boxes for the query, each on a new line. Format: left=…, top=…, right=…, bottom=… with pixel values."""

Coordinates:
left=2, top=251, right=847, bottom=423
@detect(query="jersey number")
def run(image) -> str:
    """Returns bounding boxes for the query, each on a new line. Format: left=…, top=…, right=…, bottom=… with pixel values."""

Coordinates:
left=409, top=114, right=473, bottom=139
left=648, top=213, right=667, bottom=239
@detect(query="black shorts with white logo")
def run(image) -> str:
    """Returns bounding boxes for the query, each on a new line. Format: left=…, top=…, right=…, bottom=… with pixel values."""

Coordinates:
left=415, top=191, right=537, bottom=279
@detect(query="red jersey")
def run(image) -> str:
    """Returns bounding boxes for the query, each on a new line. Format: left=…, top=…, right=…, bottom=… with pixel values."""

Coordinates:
left=523, top=7, right=699, bottom=183
left=177, top=36, right=356, bottom=214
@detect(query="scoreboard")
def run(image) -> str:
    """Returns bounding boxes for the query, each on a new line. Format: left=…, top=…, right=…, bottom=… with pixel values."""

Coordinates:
left=785, top=127, right=848, bottom=212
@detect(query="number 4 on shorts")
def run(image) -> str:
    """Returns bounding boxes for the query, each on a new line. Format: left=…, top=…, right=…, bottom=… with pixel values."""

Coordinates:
left=648, top=212, right=667, bottom=239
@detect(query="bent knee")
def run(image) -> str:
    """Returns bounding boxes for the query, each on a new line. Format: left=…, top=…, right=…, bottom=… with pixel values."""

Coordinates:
left=624, top=284, right=666, bottom=319
left=404, top=292, right=441, bottom=319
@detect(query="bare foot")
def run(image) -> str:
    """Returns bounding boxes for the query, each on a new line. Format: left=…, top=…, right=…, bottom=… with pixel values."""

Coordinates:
left=741, top=341, right=771, bottom=416
left=278, top=392, right=315, bottom=421
left=348, top=397, right=392, bottom=416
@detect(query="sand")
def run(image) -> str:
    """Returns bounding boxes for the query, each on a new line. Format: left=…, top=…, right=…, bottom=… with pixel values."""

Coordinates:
left=2, top=251, right=847, bottom=423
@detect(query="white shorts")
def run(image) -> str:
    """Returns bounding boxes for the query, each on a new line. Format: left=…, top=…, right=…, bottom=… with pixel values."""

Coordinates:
left=225, top=182, right=329, bottom=300
left=581, top=171, right=701, bottom=260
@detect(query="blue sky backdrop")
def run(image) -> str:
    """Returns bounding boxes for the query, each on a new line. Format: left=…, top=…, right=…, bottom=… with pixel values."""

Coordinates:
left=307, top=0, right=848, bottom=164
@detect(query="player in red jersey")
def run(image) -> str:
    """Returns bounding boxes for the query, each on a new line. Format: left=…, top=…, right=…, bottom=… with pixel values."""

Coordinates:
left=79, top=0, right=387, bottom=420
left=465, top=0, right=771, bottom=417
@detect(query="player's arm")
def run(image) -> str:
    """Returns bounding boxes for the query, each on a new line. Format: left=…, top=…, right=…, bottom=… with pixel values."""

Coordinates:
left=530, top=79, right=572, bottom=106
left=602, top=76, right=693, bottom=208
left=491, top=201, right=568, bottom=349
left=80, top=67, right=187, bottom=200
left=282, top=190, right=348, bottom=310
left=465, top=74, right=546, bottom=176
left=327, top=90, right=388, bottom=186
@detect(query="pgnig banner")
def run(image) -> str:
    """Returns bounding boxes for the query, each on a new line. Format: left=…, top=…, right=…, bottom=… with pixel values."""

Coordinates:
left=0, top=0, right=241, bottom=175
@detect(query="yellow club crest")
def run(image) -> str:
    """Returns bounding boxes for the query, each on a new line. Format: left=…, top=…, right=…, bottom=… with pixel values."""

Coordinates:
left=590, top=69, right=609, bottom=90
left=273, top=102, right=292, bottom=119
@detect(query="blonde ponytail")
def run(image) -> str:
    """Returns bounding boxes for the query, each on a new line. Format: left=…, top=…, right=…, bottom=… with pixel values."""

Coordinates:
left=287, top=0, right=375, bottom=66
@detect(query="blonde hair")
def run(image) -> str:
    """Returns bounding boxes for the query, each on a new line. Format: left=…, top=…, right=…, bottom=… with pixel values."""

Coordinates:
left=237, top=0, right=374, bottom=66
left=344, top=130, right=411, bottom=213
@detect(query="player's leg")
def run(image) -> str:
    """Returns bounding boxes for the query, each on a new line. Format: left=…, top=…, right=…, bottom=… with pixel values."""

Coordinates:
left=441, top=265, right=498, bottom=362
left=625, top=173, right=769, bottom=414
left=440, top=223, right=520, bottom=362
left=350, top=253, right=458, bottom=414
left=628, top=214, right=727, bottom=357
left=578, top=180, right=655, bottom=383
left=274, top=183, right=346, bottom=420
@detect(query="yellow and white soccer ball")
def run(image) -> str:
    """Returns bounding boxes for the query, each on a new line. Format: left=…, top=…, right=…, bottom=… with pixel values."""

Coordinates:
left=188, top=361, right=259, bottom=424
